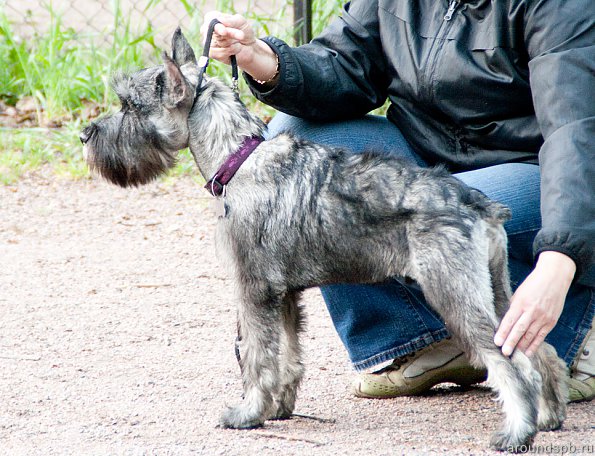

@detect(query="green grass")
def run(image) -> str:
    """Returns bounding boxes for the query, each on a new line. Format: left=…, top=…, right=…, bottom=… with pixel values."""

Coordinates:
left=0, top=0, right=344, bottom=184
left=0, top=0, right=166, bottom=121
left=0, top=122, right=90, bottom=184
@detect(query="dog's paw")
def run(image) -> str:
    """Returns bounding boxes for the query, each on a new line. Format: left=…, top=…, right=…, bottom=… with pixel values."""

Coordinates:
left=268, top=404, right=293, bottom=420
left=489, top=430, right=535, bottom=453
left=268, top=396, right=295, bottom=420
left=537, top=399, right=566, bottom=431
left=537, top=418, right=562, bottom=432
left=220, top=405, right=265, bottom=429
left=537, top=401, right=565, bottom=432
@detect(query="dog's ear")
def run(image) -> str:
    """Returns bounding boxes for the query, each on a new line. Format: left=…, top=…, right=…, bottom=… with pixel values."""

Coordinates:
left=162, top=52, right=193, bottom=108
left=172, top=27, right=197, bottom=66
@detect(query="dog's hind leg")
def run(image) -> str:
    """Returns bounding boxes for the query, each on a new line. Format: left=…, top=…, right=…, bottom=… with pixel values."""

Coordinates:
left=271, top=291, right=306, bottom=419
left=486, top=224, right=567, bottom=433
left=415, top=241, right=540, bottom=452
left=220, top=286, right=283, bottom=429
left=482, top=349, right=541, bottom=452
left=531, top=343, right=568, bottom=431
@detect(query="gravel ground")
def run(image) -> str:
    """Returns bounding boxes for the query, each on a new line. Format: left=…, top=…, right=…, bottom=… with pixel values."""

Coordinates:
left=0, top=175, right=593, bottom=456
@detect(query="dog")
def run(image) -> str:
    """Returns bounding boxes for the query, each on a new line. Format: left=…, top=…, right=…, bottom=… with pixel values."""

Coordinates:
left=80, top=28, right=567, bottom=452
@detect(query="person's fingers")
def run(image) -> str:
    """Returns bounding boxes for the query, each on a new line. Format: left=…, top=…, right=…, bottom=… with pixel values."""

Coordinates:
left=201, top=12, right=245, bottom=44
left=213, top=22, right=234, bottom=39
left=208, top=42, right=244, bottom=62
left=515, top=320, right=544, bottom=353
left=201, top=11, right=222, bottom=35
left=212, top=35, right=240, bottom=48
left=208, top=14, right=246, bottom=40
left=219, top=13, right=250, bottom=31
left=524, top=326, right=552, bottom=357
left=494, top=304, right=523, bottom=348
left=500, top=312, right=534, bottom=357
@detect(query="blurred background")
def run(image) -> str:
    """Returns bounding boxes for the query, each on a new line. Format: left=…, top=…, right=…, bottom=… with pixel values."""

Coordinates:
left=0, top=0, right=343, bottom=184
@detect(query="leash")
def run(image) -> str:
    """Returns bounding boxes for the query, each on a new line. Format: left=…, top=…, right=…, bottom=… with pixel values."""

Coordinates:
left=196, top=19, right=248, bottom=379
left=195, top=18, right=239, bottom=103
left=197, top=18, right=264, bottom=199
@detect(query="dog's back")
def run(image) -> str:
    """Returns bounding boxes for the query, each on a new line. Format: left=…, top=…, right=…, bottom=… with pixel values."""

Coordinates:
left=320, top=146, right=511, bottom=229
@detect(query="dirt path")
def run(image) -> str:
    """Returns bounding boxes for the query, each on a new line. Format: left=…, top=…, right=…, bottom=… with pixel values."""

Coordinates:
left=0, top=175, right=593, bottom=455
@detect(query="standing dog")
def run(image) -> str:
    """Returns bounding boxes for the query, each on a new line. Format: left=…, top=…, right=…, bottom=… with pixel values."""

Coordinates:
left=81, top=29, right=567, bottom=452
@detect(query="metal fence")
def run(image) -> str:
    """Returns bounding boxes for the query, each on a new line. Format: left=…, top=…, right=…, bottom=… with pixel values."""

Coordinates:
left=1, top=0, right=305, bottom=48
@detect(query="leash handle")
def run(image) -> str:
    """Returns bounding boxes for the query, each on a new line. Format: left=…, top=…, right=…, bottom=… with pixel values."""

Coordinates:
left=196, top=18, right=239, bottom=99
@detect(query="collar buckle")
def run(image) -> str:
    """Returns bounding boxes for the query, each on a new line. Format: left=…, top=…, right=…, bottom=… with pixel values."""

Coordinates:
left=205, top=136, right=264, bottom=197
left=207, top=176, right=225, bottom=197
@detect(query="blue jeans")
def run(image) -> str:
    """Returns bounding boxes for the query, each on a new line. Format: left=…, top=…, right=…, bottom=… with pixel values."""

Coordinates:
left=266, top=113, right=595, bottom=371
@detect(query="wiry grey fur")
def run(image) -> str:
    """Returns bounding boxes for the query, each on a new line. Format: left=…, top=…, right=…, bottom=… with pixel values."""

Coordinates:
left=81, top=28, right=568, bottom=452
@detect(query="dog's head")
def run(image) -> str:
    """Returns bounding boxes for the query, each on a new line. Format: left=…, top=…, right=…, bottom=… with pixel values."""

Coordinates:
left=81, top=29, right=199, bottom=187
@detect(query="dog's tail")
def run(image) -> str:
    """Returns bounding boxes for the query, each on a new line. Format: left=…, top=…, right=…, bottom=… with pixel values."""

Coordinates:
left=429, top=165, right=512, bottom=225
left=485, top=200, right=512, bottom=224
left=466, top=188, right=512, bottom=225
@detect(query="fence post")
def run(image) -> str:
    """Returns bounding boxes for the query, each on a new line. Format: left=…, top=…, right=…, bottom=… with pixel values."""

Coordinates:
left=293, top=0, right=312, bottom=46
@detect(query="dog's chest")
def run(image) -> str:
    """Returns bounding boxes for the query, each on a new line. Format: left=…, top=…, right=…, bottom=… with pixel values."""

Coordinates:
left=210, top=197, right=228, bottom=218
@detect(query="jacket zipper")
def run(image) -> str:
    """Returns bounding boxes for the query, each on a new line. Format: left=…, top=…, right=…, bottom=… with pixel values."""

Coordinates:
left=420, top=0, right=461, bottom=126
left=424, top=1, right=461, bottom=102
left=444, top=0, right=460, bottom=21
left=438, top=0, right=462, bottom=151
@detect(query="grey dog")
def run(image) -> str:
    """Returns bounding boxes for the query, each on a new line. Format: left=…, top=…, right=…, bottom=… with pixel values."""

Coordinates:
left=81, top=29, right=567, bottom=452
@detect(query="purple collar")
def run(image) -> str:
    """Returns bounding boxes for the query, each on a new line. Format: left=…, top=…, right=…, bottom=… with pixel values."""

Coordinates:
left=205, top=136, right=264, bottom=196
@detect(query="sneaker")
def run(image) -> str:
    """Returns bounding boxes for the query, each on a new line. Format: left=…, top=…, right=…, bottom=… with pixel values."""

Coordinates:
left=568, top=327, right=594, bottom=403
left=353, top=339, right=487, bottom=398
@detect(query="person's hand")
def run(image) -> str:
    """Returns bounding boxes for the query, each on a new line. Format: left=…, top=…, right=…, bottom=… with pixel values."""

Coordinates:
left=494, top=251, right=576, bottom=357
left=201, top=12, right=256, bottom=65
left=201, top=11, right=278, bottom=84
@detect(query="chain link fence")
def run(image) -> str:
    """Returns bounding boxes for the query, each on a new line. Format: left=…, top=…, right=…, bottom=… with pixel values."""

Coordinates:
left=0, top=0, right=343, bottom=127
left=1, top=0, right=294, bottom=48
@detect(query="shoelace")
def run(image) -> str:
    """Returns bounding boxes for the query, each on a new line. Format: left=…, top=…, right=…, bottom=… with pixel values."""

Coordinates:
left=374, top=354, right=415, bottom=374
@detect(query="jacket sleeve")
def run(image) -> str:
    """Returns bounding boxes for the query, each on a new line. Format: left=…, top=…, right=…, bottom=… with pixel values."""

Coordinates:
left=245, top=0, right=388, bottom=120
left=524, top=0, right=595, bottom=286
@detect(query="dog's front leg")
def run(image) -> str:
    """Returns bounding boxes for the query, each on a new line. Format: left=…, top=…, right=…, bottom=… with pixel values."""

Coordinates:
left=220, top=288, right=283, bottom=429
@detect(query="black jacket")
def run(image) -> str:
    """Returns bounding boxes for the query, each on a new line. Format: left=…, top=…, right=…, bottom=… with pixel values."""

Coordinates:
left=247, top=0, right=594, bottom=286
